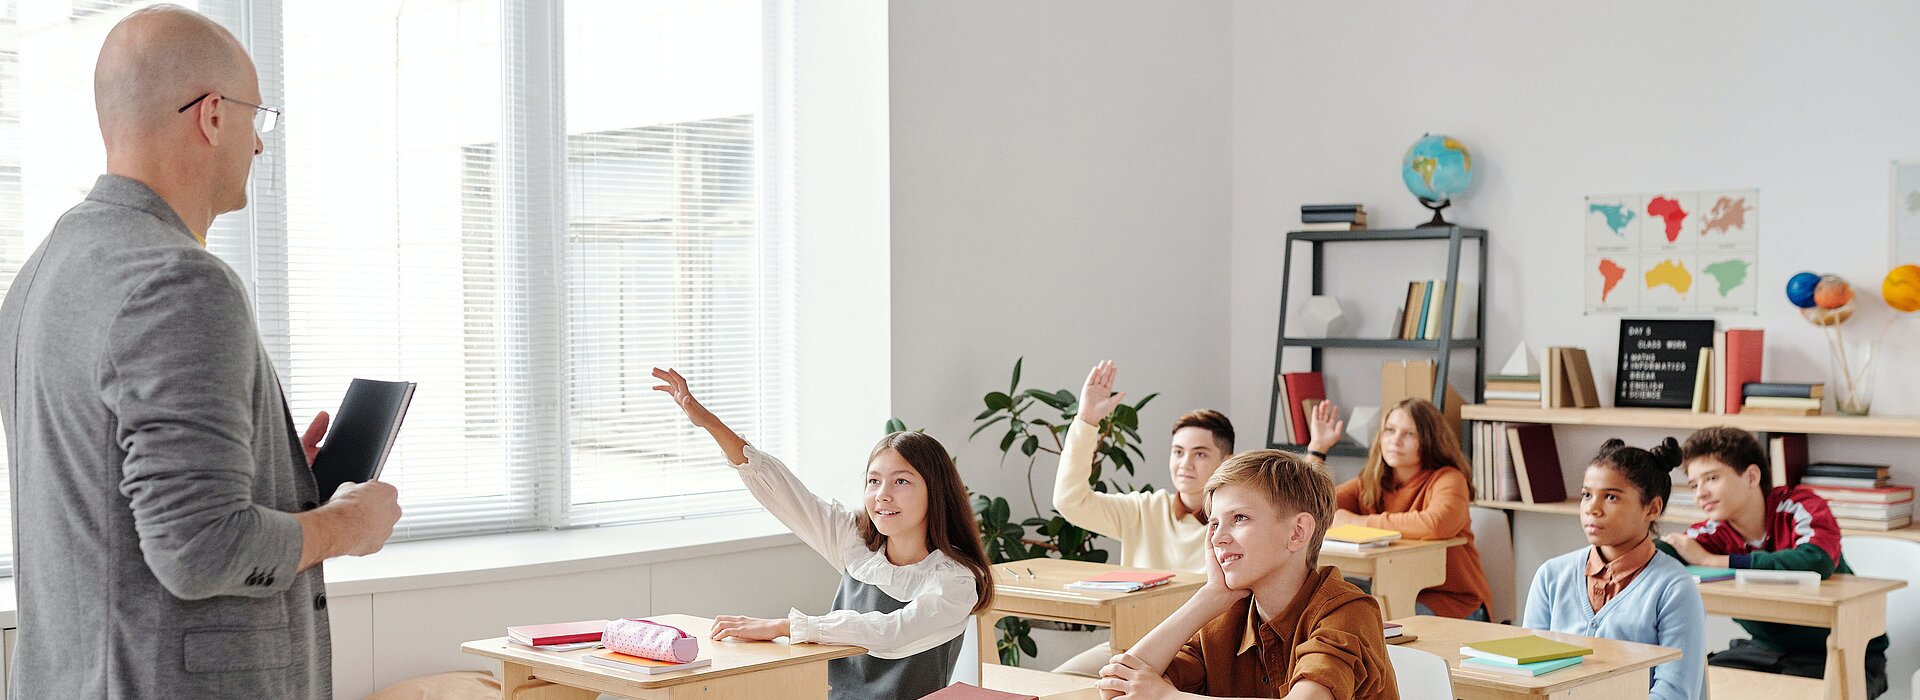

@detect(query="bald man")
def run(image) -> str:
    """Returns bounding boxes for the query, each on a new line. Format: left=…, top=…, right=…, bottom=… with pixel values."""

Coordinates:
left=0, top=5, right=400, bottom=697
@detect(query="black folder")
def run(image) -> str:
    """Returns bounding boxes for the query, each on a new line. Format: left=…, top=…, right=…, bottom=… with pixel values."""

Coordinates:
left=311, top=378, right=417, bottom=501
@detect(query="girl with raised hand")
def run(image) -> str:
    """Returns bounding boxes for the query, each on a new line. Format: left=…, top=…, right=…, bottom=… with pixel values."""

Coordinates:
left=652, top=367, right=993, bottom=700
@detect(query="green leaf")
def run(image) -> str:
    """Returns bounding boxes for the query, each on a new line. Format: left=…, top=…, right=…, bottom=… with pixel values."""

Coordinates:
left=969, top=415, right=1009, bottom=439
left=1018, top=634, right=1038, bottom=657
left=885, top=417, right=907, bottom=433
left=1011, top=357, right=1024, bottom=392
left=1024, top=388, right=1070, bottom=410
left=1021, top=434, right=1039, bottom=456
left=988, top=497, right=1010, bottom=527
left=975, top=405, right=1000, bottom=421
left=999, top=523, right=1024, bottom=539
left=999, top=430, right=1017, bottom=452
left=984, top=391, right=1012, bottom=411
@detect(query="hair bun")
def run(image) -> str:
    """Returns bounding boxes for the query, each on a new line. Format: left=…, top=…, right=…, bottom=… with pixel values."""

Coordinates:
left=1650, top=437, right=1683, bottom=470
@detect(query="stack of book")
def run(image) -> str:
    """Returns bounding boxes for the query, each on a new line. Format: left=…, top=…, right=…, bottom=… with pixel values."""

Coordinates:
left=1063, top=570, right=1176, bottom=593
left=1383, top=622, right=1404, bottom=640
left=1483, top=373, right=1541, bottom=407
left=586, top=650, right=713, bottom=675
left=1459, top=635, right=1593, bottom=677
left=1686, top=566, right=1735, bottom=583
left=507, top=619, right=608, bottom=650
left=1299, top=203, right=1367, bottom=231
left=1322, top=524, right=1401, bottom=553
left=1470, top=420, right=1522, bottom=502
left=1801, top=463, right=1912, bottom=530
left=1740, top=382, right=1824, bottom=416
left=1273, top=371, right=1327, bottom=446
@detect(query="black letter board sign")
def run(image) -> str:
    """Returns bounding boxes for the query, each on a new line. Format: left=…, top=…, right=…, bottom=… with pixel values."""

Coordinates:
left=1614, top=319, right=1715, bottom=408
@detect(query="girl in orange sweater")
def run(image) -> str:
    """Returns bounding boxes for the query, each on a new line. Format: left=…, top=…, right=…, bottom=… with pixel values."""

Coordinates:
left=1307, top=397, right=1494, bottom=620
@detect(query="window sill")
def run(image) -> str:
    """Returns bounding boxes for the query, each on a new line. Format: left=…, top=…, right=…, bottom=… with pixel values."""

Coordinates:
left=0, top=509, right=798, bottom=629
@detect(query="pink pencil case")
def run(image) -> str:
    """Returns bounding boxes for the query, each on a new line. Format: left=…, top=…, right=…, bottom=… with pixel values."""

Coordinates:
left=602, top=618, right=699, bottom=663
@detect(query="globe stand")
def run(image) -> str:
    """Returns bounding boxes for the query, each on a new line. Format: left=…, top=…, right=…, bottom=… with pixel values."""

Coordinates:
left=1417, top=198, right=1453, bottom=228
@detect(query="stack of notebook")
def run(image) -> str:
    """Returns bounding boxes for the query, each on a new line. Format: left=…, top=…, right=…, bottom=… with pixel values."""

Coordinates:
left=1321, top=525, right=1401, bottom=553
left=1064, top=570, right=1175, bottom=593
left=1459, top=635, right=1594, bottom=677
left=1686, top=566, right=1735, bottom=583
left=586, top=650, right=713, bottom=675
left=506, top=619, right=608, bottom=650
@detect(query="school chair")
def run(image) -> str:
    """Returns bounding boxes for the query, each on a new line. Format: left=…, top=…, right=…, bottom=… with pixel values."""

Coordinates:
left=1840, top=535, right=1920, bottom=700
left=1470, top=506, right=1516, bottom=624
left=1386, top=644, right=1454, bottom=700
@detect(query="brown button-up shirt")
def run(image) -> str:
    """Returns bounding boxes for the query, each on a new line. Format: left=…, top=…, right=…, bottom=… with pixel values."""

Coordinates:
left=1585, top=533, right=1657, bottom=612
left=1163, top=565, right=1398, bottom=699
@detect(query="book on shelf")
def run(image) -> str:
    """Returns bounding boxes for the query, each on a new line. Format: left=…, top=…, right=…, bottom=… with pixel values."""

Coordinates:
left=1743, top=382, right=1825, bottom=399
left=1801, top=475, right=1891, bottom=489
left=1768, top=434, right=1809, bottom=489
left=1806, top=462, right=1891, bottom=480
left=1721, top=329, right=1764, bottom=415
left=1302, top=212, right=1368, bottom=224
left=1835, top=515, right=1912, bottom=531
left=1806, top=484, right=1915, bottom=504
left=1557, top=347, right=1601, bottom=408
left=1461, top=655, right=1586, bottom=677
left=1423, top=281, right=1446, bottom=341
left=1282, top=372, right=1327, bottom=448
left=1692, top=347, right=1712, bottom=413
left=1740, top=405, right=1821, bottom=417
left=1710, top=331, right=1726, bottom=414
left=1686, top=566, right=1736, bottom=583
left=1274, top=374, right=1295, bottom=444
left=1485, top=390, right=1542, bottom=401
left=1743, top=396, right=1822, bottom=410
left=1506, top=423, right=1566, bottom=504
left=1298, top=221, right=1366, bottom=231
left=1301, top=203, right=1364, bottom=213
left=585, top=650, right=712, bottom=675
left=1460, top=635, right=1593, bottom=665
left=1400, top=282, right=1424, bottom=340
left=1826, top=500, right=1914, bottom=520
left=1483, top=399, right=1541, bottom=408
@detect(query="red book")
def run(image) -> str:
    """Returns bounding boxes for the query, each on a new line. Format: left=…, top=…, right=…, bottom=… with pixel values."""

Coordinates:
left=1769, top=434, right=1808, bottom=488
left=1282, top=372, right=1326, bottom=447
left=1722, top=329, right=1764, bottom=415
left=921, top=683, right=1038, bottom=700
left=1505, top=424, right=1566, bottom=504
left=507, top=619, right=609, bottom=647
left=1078, top=571, right=1175, bottom=585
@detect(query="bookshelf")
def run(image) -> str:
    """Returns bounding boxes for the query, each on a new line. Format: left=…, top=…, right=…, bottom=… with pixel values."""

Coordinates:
left=1463, top=404, right=1920, bottom=542
left=1267, top=226, right=1488, bottom=454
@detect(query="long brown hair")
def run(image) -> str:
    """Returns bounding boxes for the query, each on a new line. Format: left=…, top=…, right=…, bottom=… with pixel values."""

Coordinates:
left=857, top=432, right=994, bottom=613
left=1357, top=398, right=1473, bottom=512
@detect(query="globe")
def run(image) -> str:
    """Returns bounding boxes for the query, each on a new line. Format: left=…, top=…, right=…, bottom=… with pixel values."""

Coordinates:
left=1401, top=134, right=1474, bottom=226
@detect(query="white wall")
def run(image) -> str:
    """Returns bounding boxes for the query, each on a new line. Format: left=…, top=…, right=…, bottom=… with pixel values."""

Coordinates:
left=1230, top=3, right=1920, bottom=696
left=889, top=0, right=1234, bottom=528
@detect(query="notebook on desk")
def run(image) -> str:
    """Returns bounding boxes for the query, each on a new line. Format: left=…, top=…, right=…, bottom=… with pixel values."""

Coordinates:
left=1064, top=570, right=1175, bottom=592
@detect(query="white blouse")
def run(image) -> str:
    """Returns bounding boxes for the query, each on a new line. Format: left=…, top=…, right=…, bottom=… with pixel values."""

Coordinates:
left=731, top=445, right=980, bottom=659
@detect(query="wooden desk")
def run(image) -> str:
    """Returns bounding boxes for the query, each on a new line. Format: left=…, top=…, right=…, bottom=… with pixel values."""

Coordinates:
left=1039, top=690, right=1101, bottom=700
left=979, top=557, right=1204, bottom=669
left=1695, top=574, right=1906, bottom=700
left=1391, top=615, right=1681, bottom=700
left=1322, top=537, right=1466, bottom=620
left=982, top=664, right=1096, bottom=696
left=460, top=614, right=865, bottom=699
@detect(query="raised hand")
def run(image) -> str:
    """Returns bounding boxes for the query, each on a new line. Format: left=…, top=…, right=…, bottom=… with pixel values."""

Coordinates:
left=652, top=367, right=719, bottom=430
left=1075, top=360, right=1128, bottom=426
left=1305, top=400, right=1345, bottom=455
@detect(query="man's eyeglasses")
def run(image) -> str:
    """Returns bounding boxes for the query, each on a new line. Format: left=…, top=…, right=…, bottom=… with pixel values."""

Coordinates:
left=177, top=92, right=280, bottom=134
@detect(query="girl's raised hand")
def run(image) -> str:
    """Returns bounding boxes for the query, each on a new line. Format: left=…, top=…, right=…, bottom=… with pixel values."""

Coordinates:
left=1075, top=360, right=1128, bottom=426
left=1305, top=400, right=1344, bottom=455
left=652, top=367, right=719, bottom=430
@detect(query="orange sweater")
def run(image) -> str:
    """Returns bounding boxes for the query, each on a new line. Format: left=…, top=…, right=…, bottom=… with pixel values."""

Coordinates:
left=1335, top=466, right=1493, bottom=619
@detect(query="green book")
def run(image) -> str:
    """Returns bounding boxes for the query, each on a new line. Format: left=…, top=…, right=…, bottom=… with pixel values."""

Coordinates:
left=1459, top=635, right=1594, bottom=665
left=1686, top=565, right=1735, bottom=583
left=1462, top=655, right=1586, bottom=677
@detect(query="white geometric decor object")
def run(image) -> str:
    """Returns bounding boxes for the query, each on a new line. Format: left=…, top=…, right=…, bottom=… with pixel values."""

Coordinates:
left=1499, top=341, right=1535, bottom=376
left=1345, top=405, right=1381, bottom=447
left=1295, top=296, right=1347, bottom=338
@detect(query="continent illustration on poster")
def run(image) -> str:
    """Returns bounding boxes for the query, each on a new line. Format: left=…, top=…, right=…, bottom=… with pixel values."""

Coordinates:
left=1586, top=189, right=1757, bottom=314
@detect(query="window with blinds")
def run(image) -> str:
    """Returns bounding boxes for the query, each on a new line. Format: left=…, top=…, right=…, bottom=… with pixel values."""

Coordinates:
left=0, top=0, right=795, bottom=574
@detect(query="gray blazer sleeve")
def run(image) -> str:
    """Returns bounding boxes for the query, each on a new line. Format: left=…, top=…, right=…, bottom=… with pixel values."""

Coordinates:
left=102, top=257, right=304, bottom=600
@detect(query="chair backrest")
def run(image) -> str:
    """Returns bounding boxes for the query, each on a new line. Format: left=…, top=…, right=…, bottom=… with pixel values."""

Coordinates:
left=1386, top=644, right=1454, bottom=700
left=1839, top=535, right=1920, bottom=700
left=1470, top=506, right=1516, bottom=624
left=951, top=615, right=980, bottom=686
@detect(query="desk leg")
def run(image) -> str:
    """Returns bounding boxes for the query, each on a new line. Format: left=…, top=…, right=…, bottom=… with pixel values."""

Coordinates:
left=498, top=661, right=599, bottom=700
left=978, top=611, right=1009, bottom=675
left=1370, top=548, right=1448, bottom=621
left=1110, top=595, right=1190, bottom=652
left=1543, top=668, right=1648, bottom=700
left=1828, top=595, right=1886, bottom=700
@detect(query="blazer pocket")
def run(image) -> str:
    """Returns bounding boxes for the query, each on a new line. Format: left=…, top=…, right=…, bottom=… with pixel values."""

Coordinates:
left=183, top=627, right=295, bottom=673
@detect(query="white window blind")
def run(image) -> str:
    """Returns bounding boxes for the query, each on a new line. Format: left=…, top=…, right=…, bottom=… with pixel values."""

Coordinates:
left=0, top=0, right=797, bottom=574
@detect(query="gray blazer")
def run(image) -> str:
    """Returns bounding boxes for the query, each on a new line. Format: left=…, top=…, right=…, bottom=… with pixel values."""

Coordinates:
left=0, top=175, right=329, bottom=698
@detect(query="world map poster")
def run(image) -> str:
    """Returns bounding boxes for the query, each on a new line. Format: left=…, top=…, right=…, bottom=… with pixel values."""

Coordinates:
left=1585, top=189, right=1758, bottom=315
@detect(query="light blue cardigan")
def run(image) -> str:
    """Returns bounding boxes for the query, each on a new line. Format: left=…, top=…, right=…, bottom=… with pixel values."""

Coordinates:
left=1523, top=546, right=1707, bottom=700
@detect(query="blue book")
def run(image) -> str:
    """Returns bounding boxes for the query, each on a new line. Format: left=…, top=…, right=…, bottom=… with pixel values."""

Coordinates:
left=1415, top=282, right=1433, bottom=339
left=1462, top=655, right=1585, bottom=677
left=1687, top=565, right=1735, bottom=583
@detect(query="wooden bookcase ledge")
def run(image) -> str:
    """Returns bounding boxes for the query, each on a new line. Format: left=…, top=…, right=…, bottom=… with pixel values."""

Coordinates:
left=1462, top=404, right=1920, bottom=543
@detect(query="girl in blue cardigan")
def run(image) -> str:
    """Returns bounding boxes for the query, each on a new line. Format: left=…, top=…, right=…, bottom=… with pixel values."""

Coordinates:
left=1523, top=439, right=1706, bottom=700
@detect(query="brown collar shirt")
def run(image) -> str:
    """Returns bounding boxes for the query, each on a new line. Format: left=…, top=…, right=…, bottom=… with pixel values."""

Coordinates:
left=1163, top=565, right=1398, bottom=699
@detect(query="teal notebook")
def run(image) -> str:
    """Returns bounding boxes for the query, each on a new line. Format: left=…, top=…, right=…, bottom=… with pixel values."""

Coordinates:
left=1686, top=565, right=1735, bottom=583
left=1462, top=655, right=1585, bottom=677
